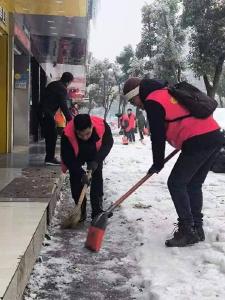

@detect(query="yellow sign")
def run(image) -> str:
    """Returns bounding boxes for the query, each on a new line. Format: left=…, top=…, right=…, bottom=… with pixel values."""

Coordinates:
left=3, top=0, right=87, bottom=17
left=15, top=73, right=21, bottom=80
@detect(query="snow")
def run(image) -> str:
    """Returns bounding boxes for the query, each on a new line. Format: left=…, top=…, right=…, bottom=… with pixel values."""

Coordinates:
left=214, top=108, right=225, bottom=130
left=103, top=135, right=225, bottom=299
left=24, top=133, right=225, bottom=300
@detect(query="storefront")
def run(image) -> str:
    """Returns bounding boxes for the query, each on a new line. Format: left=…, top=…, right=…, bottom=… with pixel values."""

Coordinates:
left=13, top=21, right=31, bottom=147
left=0, top=4, right=9, bottom=153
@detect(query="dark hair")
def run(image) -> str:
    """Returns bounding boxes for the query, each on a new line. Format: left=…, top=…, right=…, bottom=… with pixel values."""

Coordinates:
left=74, top=114, right=92, bottom=131
left=123, top=77, right=141, bottom=95
left=61, top=72, right=74, bottom=83
left=127, top=108, right=132, bottom=112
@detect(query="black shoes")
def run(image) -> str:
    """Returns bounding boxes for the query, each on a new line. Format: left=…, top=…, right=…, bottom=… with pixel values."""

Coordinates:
left=45, top=158, right=60, bottom=166
left=165, top=223, right=200, bottom=247
left=195, top=225, right=205, bottom=241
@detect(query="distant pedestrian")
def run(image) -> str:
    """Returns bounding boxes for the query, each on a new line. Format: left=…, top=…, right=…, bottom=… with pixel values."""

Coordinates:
left=41, top=72, right=73, bottom=165
left=127, top=108, right=136, bottom=142
left=123, top=77, right=224, bottom=247
left=136, top=110, right=146, bottom=142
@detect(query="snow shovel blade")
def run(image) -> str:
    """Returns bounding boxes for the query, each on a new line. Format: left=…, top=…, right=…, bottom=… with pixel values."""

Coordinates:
left=61, top=170, right=92, bottom=229
left=85, top=212, right=109, bottom=252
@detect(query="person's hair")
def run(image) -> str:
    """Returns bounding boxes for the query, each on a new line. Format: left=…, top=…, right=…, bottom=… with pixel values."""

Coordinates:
left=61, top=72, right=74, bottom=83
left=123, top=77, right=141, bottom=95
left=127, top=108, right=132, bottom=112
left=74, top=114, right=92, bottom=131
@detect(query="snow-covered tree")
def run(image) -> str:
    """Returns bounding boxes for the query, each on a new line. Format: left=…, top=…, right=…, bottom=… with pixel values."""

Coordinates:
left=217, top=68, right=225, bottom=107
left=182, top=0, right=225, bottom=97
left=136, top=0, right=185, bottom=82
left=87, top=59, right=119, bottom=119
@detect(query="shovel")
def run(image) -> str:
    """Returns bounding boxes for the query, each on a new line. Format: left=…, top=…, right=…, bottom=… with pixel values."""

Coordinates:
left=61, top=170, right=92, bottom=229
left=85, top=149, right=179, bottom=251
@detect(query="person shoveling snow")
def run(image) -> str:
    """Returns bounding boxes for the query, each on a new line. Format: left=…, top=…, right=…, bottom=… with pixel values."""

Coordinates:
left=123, top=77, right=224, bottom=247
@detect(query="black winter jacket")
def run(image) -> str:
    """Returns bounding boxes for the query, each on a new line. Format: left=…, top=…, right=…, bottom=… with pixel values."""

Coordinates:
left=41, top=80, right=72, bottom=121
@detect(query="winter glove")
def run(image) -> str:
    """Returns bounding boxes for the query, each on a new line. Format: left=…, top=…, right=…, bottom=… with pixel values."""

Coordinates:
left=81, top=173, right=91, bottom=186
left=148, top=164, right=164, bottom=174
left=87, top=161, right=98, bottom=173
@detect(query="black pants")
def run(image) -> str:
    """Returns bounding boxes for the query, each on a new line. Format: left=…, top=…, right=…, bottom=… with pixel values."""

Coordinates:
left=138, top=127, right=144, bottom=140
left=69, top=162, right=104, bottom=216
left=128, top=129, right=135, bottom=142
left=167, top=146, right=221, bottom=226
left=43, top=114, right=57, bottom=161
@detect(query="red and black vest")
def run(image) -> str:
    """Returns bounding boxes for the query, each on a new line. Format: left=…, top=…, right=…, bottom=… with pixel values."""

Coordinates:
left=146, top=89, right=220, bottom=149
left=61, top=116, right=105, bottom=173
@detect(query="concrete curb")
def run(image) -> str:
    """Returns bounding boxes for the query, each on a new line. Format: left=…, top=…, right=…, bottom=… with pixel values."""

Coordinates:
left=1, top=173, right=66, bottom=300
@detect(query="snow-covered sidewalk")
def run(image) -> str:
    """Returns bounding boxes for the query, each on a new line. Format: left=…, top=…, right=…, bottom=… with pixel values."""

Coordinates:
left=108, top=136, right=225, bottom=300
left=24, top=134, right=225, bottom=300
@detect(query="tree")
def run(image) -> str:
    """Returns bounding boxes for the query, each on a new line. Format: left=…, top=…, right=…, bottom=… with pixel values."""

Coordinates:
left=182, top=0, right=225, bottom=97
left=116, top=45, right=135, bottom=80
left=87, top=59, right=119, bottom=119
left=136, top=0, right=185, bottom=82
left=217, top=68, right=225, bottom=107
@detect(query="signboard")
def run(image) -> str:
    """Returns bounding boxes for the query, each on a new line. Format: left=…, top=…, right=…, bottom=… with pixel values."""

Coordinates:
left=41, top=63, right=86, bottom=101
left=0, top=6, right=6, bottom=25
left=0, top=5, right=8, bottom=32
left=14, top=23, right=31, bottom=52
left=14, top=73, right=29, bottom=89
left=31, top=35, right=86, bottom=65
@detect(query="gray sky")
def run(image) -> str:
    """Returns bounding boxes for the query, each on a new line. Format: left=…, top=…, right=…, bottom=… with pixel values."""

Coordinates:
left=89, top=0, right=151, bottom=62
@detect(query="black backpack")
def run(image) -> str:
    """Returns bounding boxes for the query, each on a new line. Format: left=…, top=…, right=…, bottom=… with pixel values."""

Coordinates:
left=168, top=81, right=218, bottom=119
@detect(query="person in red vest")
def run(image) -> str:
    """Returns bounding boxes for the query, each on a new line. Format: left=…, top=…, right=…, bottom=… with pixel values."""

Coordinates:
left=123, top=77, right=224, bottom=247
left=119, top=113, right=130, bottom=143
left=61, top=114, right=114, bottom=220
left=127, top=108, right=136, bottom=142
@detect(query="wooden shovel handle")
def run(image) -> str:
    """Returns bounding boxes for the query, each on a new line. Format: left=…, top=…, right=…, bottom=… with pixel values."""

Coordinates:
left=76, top=170, right=92, bottom=209
left=108, top=149, right=179, bottom=212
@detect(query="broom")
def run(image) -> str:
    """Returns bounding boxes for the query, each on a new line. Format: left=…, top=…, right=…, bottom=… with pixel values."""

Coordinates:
left=85, top=149, right=179, bottom=251
left=61, top=170, right=92, bottom=229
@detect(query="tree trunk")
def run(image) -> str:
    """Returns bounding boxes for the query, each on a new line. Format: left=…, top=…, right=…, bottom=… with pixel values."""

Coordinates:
left=88, top=98, right=93, bottom=114
left=218, top=95, right=223, bottom=108
left=104, top=108, right=108, bottom=120
left=177, top=65, right=182, bottom=82
left=203, top=55, right=225, bottom=98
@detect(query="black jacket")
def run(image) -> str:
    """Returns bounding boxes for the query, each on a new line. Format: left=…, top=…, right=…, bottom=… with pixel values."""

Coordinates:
left=41, top=80, right=72, bottom=121
left=61, top=120, right=113, bottom=176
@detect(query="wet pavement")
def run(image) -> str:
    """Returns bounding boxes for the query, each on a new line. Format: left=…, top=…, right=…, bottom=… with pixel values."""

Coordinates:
left=23, top=178, right=145, bottom=300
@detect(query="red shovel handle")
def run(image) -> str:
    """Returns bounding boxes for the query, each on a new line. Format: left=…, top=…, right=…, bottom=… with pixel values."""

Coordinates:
left=108, top=149, right=179, bottom=212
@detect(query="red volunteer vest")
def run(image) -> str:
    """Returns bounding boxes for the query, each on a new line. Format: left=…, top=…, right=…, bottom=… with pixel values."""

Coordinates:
left=127, top=112, right=136, bottom=131
left=61, top=116, right=105, bottom=173
left=120, top=114, right=129, bottom=132
left=146, top=89, right=220, bottom=149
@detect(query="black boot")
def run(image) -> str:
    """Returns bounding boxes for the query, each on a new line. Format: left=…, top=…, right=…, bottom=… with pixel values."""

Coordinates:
left=165, top=223, right=200, bottom=247
left=195, top=225, right=205, bottom=241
